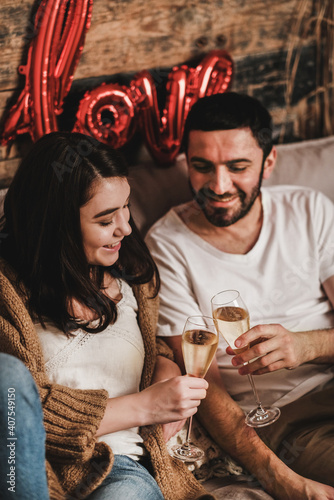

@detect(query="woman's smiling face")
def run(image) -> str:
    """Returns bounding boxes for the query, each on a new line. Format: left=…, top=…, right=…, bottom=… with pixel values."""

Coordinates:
left=80, top=177, right=132, bottom=267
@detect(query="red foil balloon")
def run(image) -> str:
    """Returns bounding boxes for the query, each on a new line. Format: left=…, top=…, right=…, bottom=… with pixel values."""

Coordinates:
left=130, top=66, right=190, bottom=164
left=73, top=83, right=137, bottom=148
left=1, top=0, right=92, bottom=145
left=74, top=50, right=233, bottom=164
left=134, top=50, right=233, bottom=164
left=1, top=0, right=233, bottom=167
left=189, top=50, right=234, bottom=101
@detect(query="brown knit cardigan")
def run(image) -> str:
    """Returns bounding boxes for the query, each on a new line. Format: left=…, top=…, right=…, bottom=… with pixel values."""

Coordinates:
left=0, top=261, right=214, bottom=500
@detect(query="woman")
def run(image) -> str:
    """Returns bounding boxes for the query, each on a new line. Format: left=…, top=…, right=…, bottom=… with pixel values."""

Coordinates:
left=0, top=132, right=212, bottom=500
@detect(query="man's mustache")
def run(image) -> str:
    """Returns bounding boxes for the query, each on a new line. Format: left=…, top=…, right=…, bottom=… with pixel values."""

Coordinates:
left=198, top=188, right=239, bottom=202
left=188, top=181, right=244, bottom=206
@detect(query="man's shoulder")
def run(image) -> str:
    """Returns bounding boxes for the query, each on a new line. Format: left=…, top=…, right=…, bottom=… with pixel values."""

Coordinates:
left=262, top=186, right=334, bottom=225
left=263, top=184, right=314, bottom=196
left=263, top=185, right=332, bottom=205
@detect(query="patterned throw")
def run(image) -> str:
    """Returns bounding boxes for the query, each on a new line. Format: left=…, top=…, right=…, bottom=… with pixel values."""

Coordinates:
left=167, top=419, right=245, bottom=483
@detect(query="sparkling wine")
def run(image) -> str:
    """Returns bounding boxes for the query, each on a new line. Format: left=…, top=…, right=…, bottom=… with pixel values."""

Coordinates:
left=213, top=306, right=250, bottom=353
left=211, top=291, right=281, bottom=428
left=182, top=329, right=218, bottom=377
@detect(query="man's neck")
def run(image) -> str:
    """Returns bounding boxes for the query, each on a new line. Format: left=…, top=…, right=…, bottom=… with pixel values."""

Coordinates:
left=176, top=196, right=264, bottom=255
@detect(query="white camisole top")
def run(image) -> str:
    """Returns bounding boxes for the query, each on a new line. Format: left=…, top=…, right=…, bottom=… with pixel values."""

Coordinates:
left=36, top=279, right=146, bottom=460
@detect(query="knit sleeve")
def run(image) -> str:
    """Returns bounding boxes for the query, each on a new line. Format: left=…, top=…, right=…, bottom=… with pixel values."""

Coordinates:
left=156, top=336, right=174, bottom=361
left=0, top=312, right=109, bottom=462
left=0, top=268, right=109, bottom=463
left=40, top=384, right=108, bottom=461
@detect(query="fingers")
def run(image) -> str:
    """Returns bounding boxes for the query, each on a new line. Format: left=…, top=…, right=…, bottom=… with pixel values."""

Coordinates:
left=162, top=420, right=187, bottom=442
left=232, top=335, right=280, bottom=365
left=230, top=324, right=300, bottom=374
left=159, top=376, right=208, bottom=413
left=141, top=375, right=209, bottom=426
left=173, top=376, right=208, bottom=403
left=238, top=355, right=287, bottom=375
left=184, top=375, right=209, bottom=389
left=234, top=323, right=281, bottom=349
left=179, top=376, right=208, bottom=402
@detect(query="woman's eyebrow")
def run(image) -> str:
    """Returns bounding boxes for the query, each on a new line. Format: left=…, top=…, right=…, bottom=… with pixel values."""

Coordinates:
left=93, top=196, right=130, bottom=219
left=93, top=207, right=118, bottom=219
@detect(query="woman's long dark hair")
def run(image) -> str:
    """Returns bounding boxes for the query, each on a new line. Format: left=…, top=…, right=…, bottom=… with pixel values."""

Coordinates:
left=0, top=132, right=159, bottom=335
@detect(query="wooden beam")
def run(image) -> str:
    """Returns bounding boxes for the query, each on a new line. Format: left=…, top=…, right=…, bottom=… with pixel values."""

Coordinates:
left=0, top=0, right=302, bottom=91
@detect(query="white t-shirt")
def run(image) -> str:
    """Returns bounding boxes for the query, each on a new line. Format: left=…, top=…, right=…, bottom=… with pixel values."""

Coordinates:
left=36, top=280, right=146, bottom=460
left=146, top=186, right=334, bottom=412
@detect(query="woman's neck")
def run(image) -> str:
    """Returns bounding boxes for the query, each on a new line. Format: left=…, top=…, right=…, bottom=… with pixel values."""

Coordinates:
left=68, top=272, right=122, bottom=322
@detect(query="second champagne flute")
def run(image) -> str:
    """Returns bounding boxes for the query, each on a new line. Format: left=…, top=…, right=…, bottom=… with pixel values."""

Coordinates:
left=171, top=315, right=218, bottom=462
left=211, top=289, right=281, bottom=427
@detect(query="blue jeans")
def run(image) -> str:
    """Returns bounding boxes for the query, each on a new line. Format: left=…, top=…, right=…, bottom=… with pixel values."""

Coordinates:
left=86, top=455, right=164, bottom=500
left=0, top=353, right=49, bottom=500
left=0, top=354, right=164, bottom=499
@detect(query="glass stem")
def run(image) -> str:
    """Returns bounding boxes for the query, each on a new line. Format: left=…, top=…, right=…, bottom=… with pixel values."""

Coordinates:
left=183, top=415, right=193, bottom=449
left=247, top=373, right=265, bottom=412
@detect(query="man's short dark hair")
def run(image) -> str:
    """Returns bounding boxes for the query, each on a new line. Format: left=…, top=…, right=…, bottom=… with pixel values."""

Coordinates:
left=183, top=92, right=273, bottom=159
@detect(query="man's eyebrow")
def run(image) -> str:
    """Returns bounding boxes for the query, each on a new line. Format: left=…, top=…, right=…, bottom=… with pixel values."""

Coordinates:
left=225, top=159, right=252, bottom=166
left=93, top=196, right=130, bottom=219
left=190, top=156, right=215, bottom=166
left=190, top=156, right=252, bottom=166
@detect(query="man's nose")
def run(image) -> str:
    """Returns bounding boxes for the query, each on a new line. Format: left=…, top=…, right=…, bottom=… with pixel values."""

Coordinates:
left=209, top=166, right=233, bottom=194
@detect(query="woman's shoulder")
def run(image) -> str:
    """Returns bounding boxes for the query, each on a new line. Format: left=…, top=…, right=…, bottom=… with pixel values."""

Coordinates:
left=130, top=279, right=159, bottom=301
left=130, top=280, right=159, bottom=325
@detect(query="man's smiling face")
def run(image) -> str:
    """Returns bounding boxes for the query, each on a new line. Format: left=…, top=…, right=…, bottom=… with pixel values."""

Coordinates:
left=187, top=128, right=271, bottom=227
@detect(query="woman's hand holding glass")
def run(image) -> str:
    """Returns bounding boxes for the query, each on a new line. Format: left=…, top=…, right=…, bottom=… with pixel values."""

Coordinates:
left=140, top=374, right=208, bottom=426
left=97, top=373, right=208, bottom=439
left=171, top=316, right=218, bottom=461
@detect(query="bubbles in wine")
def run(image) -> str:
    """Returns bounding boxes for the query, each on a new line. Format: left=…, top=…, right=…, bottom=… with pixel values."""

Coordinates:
left=182, top=329, right=218, bottom=377
left=213, top=306, right=250, bottom=353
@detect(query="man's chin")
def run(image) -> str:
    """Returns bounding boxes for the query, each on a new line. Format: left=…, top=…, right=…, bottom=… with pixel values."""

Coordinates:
left=199, top=187, right=261, bottom=228
left=202, top=208, right=236, bottom=228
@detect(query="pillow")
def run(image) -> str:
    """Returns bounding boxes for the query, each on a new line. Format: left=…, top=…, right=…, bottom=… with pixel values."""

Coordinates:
left=129, top=154, right=192, bottom=235
left=264, top=135, right=334, bottom=201
left=129, top=135, right=334, bottom=234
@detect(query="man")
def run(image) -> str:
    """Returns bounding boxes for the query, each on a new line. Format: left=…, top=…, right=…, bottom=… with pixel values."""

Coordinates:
left=146, top=92, right=334, bottom=499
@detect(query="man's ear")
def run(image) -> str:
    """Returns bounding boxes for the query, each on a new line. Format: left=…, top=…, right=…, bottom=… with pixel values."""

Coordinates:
left=262, top=146, right=277, bottom=180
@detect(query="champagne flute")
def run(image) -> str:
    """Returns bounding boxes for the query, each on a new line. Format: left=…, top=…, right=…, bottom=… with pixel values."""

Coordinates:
left=171, top=315, right=218, bottom=462
left=211, top=290, right=281, bottom=427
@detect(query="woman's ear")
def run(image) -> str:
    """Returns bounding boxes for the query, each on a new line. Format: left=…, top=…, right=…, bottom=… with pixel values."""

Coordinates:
left=262, top=146, right=277, bottom=180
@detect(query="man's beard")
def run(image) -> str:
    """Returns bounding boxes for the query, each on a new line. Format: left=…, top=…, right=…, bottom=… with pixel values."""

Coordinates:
left=190, top=172, right=263, bottom=228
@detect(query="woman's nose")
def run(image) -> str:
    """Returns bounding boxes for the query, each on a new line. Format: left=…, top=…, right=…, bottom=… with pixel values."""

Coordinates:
left=115, top=213, right=132, bottom=237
